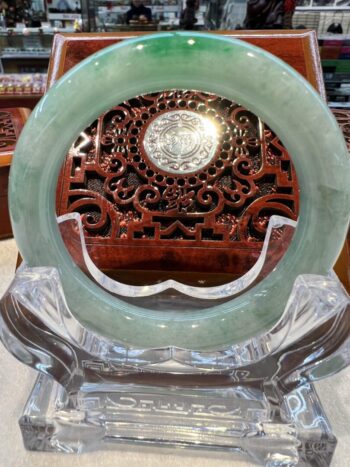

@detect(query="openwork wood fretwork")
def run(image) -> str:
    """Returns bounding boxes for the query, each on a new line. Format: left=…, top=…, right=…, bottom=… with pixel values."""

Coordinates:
left=0, top=110, right=17, bottom=153
left=0, top=107, right=30, bottom=239
left=56, top=91, right=299, bottom=275
left=331, top=109, right=350, bottom=151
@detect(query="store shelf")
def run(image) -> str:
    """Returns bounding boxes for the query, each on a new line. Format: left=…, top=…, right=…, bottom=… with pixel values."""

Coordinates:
left=328, top=101, right=350, bottom=108
left=297, top=6, right=350, bottom=11
left=0, top=27, right=74, bottom=34
left=48, top=13, right=81, bottom=21
left=0, top=73, right=45, bottom=108
left=294, top=6, right=350, bottom=35
left=0, top=52, right=50, bottom=59
left=319, top=34, right=350, bottom=40
left=94, top=0, right=182, bottom=31
left=0, top=73, right=46, bottom=94
left=97, top=5, right=179, bottom=12
left=324, top=79, right=350, bottom=83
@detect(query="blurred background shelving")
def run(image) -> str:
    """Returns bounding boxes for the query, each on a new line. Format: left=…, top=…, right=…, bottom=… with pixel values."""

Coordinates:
left=1, top=0, right=350, bottom=108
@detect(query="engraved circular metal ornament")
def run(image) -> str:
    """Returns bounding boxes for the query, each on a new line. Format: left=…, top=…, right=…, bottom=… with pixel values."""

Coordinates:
left=9, top=32, right=350, bottom=351
left=143, top=110, right=218, bottom=174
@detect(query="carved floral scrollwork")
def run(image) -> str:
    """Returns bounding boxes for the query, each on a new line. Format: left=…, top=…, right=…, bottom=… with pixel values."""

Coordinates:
left=331, top=109, right=350, bottom=152
left=57, top=90, right=298, bottom=258
left=0, top=111, right=17, bottom=151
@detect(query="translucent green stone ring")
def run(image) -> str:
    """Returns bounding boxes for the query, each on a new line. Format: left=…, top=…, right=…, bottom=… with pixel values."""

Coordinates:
left=9, top=32, right=350, bottom=350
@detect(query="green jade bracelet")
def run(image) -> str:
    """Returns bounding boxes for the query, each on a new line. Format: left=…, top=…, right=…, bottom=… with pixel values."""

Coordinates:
left=9, top=33, right=350, bottom=350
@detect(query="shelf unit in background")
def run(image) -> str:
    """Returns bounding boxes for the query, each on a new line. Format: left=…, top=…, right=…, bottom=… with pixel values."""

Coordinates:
left=0, top=30, right=55, bottom=73
left=93, top=0, right=183, bottom=31
left=319, top=35, right=350, bottom=108
left=0, top=73, right=45, bottom=109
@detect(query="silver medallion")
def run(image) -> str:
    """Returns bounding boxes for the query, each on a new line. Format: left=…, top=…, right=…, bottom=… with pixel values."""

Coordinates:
left=143, top=110, right=219, bottom=174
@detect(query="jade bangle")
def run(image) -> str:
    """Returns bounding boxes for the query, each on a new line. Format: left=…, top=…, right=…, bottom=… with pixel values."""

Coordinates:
left=9, top=33, right=350, bottom=351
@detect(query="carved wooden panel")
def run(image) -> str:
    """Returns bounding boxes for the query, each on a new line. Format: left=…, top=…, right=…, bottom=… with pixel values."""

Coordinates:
left=51, top=31, right=323, bottom=276
left=0, top=107, right=30, bottom=239
left=330, top=109, right=350, bottom=292
left=0, top=107, right=30, bottom=162
left=56, top=90, right=299, bottom=274
left=0, top=110, right=17, bottom=154
left=331, top=109, right=350, bottom=151
left=0, top=165, right=11, bottom=240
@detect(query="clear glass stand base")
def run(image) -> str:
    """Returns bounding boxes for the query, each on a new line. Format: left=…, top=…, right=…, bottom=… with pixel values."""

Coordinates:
left=20, top=373, right=336, bottom=466
left=1, top=216, right=347, bottom=465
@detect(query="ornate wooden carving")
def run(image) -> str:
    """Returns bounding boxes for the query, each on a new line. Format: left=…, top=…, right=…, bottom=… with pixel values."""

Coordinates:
left=331, top=109, right=350, bottom=151
left=0, top=33, right=346, bottom=289
left=0, top=107, right=30, bottom=239
left=56, top=90, right=299, bottom=274
left=331, top=109, right=350, bottom=291
left=50, top=31, right=325, bottom=277
left=0, top=110, right=17, bottom=153
left=0, top=107, right=31, bottom=162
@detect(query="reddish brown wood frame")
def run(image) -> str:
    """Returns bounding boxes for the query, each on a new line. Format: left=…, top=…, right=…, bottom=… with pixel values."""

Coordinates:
left=49, top=31, right=324, bottom=281
left=0, top=32, right=347, bottom=290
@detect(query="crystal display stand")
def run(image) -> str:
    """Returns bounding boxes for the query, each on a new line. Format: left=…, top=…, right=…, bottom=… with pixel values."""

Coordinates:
left=0, top=215, right=349, bottom=465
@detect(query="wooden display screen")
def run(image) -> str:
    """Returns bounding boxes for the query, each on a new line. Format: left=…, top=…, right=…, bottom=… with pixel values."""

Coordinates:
left=49, top=31, right=325, bottom=281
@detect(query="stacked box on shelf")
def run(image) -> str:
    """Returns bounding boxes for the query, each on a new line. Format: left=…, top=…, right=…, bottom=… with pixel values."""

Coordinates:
left=319, top=37, right=350, bottom=107
left=319, top=39, right=342, bottom=59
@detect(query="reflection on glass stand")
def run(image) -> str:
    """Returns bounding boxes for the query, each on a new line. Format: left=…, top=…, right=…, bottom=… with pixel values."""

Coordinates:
left=0, top=214, right=349, bottom=465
